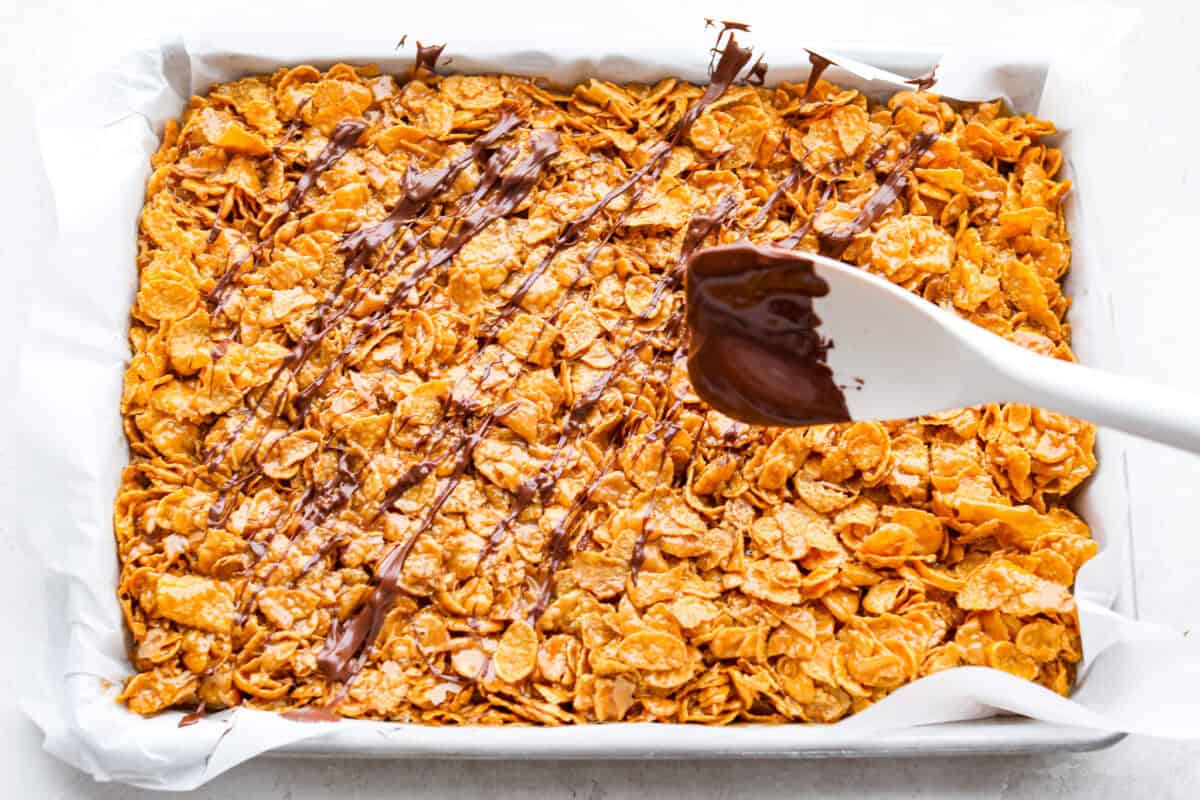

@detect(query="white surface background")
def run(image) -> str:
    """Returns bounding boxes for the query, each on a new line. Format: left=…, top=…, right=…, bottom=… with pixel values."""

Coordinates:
left=2, top=0, right=1199, bottom=796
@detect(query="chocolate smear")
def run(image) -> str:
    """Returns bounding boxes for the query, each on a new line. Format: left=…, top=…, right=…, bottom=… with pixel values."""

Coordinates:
left=685, top=242, right=849, bottom=427
left=282, top=706, right=342, bottom=723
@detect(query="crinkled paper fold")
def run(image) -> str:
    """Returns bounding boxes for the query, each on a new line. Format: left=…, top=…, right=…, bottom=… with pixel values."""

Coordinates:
left=18, top=25, right=1200, bottom=791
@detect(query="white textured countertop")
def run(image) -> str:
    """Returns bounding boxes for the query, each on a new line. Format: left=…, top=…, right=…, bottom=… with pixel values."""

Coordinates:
left=3, top=0, right=1198, bottom=796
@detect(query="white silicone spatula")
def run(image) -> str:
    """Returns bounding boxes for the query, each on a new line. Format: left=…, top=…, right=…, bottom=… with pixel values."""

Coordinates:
left=686, top=244, right=1200, bottom=453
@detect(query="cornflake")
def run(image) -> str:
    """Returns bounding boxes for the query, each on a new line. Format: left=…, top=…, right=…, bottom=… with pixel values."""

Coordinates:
left=116, top=52, right=1094, bottom=725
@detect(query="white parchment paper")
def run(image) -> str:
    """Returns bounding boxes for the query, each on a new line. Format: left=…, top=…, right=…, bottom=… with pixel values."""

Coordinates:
left=18, top=24, right=1200, bottom=791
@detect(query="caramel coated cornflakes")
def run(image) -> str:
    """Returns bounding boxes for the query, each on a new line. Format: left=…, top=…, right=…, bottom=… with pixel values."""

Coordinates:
left=116, top=46, right=1094, bottom=725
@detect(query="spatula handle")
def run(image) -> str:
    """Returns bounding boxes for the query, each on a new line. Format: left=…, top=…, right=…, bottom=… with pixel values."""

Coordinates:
left=961, top=321, right=1200, bottom=453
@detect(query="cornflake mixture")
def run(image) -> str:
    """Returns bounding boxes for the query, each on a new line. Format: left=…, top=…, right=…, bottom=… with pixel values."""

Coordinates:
left=117, top=39, right=1097, bottom=724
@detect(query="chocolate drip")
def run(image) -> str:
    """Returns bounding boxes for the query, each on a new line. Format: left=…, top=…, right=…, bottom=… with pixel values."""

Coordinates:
left=685, top=242, right=849, bottom=427
left=207, top=471, right=253, bottom=527
left=273, top=113, right=307, bottom=159
left=378, top=459, right=438, bottom=510
left=272, top=118, right=371, bottom=239
left=178, top=702, right=205, bottom=727
left=680, top=194, right=739, bottom=271
left=802, top=51, right=834, bottom=104
left=817, top=130, right=937, bottom=256
left=413, top=635, right=468, bottom=685
left=414, top=42, right=446, bottom=75
left=747, top=56, right=768, bottom=87
left=208, top=118, right=369, bottom=309
left=642, top=193, right=738, bottom=321
left=905, top=65, right=939, bottom=92
left=672, top=34, right=754, bottom=141
left=745, top=165, right=807, bottom=232
left=530, top=473, right=599, bottom=619
left=296, top=450, right=359, bottom=538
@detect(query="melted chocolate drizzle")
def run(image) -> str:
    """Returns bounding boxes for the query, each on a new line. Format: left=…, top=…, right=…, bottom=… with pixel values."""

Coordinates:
left=521, top=195, right=738, bottom=610
left=338, top=113, right=523, bottom=275
left=905, top=65, right=939, bottom=92
left=628, top=408, right=683, bottom=581
left=178, top=702, right=205, bottom=727
left=205, top=114, right=530, bottom=520
left=209, top=118, right=369, bottom=309
left=676, top=34, right=754, bottom=141
left=193, top=29, right=763, bottom=701
left=207, top=114, right=534, bottom=650
left=745, top=164, right=806, bottom=233
left=778, top=162, right=842, bottom=249
left=863, top=139, right=890, bottom=170
left=802, top=51, right=834, bottom=104
left=233, top=451, right=360, bottom=626
left=314, top=33, right=759, bottom=680
left=685, top=242, right=850, bottom=427
left=817, top=130, right=937, bottom=256
left=747, top=56, right=769, bottom=87
left=317, top=406, right=512, bottom=681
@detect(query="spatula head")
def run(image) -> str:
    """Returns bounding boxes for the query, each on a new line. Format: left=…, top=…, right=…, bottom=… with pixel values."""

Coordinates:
left=685, top=243, right=981, bottom=426
left=685, top=243, right=849, bottom=426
